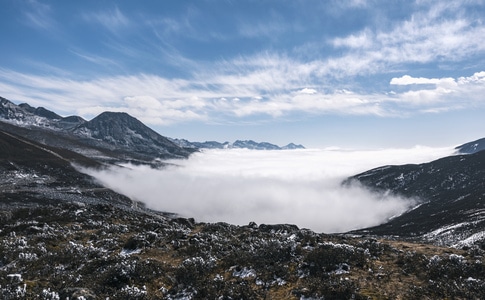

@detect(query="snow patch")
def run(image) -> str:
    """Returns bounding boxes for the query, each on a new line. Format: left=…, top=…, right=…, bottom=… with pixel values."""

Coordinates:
left=453, top=231, right=485, bottom=248
left=6, top=274, right=22, bottom=282
left=424, top=222, right=470, bottom=238
left=120, top=248, right=142, bottom=256
left=231, top=266, right=257, bottom=278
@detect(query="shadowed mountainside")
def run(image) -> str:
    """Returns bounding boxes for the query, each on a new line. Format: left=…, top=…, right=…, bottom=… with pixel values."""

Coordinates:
left=348, top=150, right=485, bottom=247
left=0, top=97, right=195, bottom=165
left=455, top=137, right=485, bottom=154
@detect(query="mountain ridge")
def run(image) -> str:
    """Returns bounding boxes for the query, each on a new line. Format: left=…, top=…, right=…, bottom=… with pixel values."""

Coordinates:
left=171, top=138, right=305, bottom=150
left=0, top=97, right=194, bottom=163
left=347, top=150, right=485, bottom=247
left=455, top=137, right=485, bottom=154
left=72, top=111, right=189, bottom=159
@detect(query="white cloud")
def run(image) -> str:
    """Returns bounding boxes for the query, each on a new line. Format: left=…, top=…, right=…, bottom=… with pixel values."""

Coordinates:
left=458, top=71, right=485, bottom=83
left=298, top=88, right=317, bottom=94
left=326, top=2, right=485, bottom=76
left=390, top=75, right=446, bottom=85
left=85, top=146, right=454, bottom=233
left=70, top=49, right=122, bottom=68
left=390, top=72, right=485, bottom=108
left=124, top=95, right=162, bottom=110
left=332, top=30, right=373, bottom=49
left=2, top=67, right=485, bottom=124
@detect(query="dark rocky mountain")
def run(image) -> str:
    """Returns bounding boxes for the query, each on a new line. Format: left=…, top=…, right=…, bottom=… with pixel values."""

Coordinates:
left=72, top=111, right=193, bottom=160
left=57, top=115, right=87, bottom=130
left=172, top=138, right=306, bottom=150
left=0, top=97, right=61, bottom=126
left=0, top=97, right=32, bottom=122
left=347, top=151, right=485, bottom=247
left=456, top=137, right=485, bottom=154
left=18, top=103, right=62, bottom=120
left=1, top=129, right=485, bottom=299
left=0, top=97, right=195, bottom=164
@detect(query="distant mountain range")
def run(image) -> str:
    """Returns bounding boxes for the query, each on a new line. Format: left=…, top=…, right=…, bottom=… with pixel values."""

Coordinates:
left=170, top=138, right=305, bottom=150
left=0, top=97, right=304, bottom=165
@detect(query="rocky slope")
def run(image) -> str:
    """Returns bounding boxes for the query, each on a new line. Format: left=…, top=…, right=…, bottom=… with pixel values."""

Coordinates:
left=0, top=129, right=135, bottom=208
left=71, top=111, right=193, bottom=160
left=455, top=137, right=485, bottom=154
left=348, top=150, right=485, bottom=247
left=0, top=97, right=194, bottom=164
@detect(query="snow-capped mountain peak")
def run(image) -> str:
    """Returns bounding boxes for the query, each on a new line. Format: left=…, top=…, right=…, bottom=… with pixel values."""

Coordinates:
left=72, top=111, right=190, bottom=158
left=171, top=138, right=305, bottom=150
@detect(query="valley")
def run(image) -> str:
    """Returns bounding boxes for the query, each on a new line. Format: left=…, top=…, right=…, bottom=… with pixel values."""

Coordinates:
left=1, top=97, right=484, bottom=299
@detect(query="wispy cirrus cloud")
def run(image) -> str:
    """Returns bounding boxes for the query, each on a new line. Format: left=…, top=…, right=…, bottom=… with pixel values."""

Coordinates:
left=22, top=0, right=55, bottom=30
left=237, top=15, right=301, bottom=39
left=0, top=69, right=209, bottom=124
left=148, top=16, right=194, bottom=39
left=82, top=7, right=131, bottom=33
left=327, top=1, right=485, bottom=76
left=70, top=49, right=122, bottom=69
left=2, top=64, right=485, bottom=125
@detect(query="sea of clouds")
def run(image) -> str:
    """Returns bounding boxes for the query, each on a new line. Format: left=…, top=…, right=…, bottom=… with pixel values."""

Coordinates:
left=86, top=146, right=455, bottom=233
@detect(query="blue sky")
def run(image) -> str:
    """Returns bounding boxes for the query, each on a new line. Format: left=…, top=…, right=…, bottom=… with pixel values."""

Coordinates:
left=1, top=0, right=485, bottom=148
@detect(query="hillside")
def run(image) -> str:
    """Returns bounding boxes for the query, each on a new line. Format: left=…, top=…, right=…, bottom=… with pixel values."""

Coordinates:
left=0, top=129, right=135, bottom=208
left=456, top=137, right=485, bottom=154
left=0, top=97, right=195, bottom=165
left=348, top=150, right=485, bottom=247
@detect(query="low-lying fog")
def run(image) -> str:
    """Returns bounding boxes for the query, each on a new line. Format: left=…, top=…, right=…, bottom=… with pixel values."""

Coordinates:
left=86, top=146, right=454, bottom=233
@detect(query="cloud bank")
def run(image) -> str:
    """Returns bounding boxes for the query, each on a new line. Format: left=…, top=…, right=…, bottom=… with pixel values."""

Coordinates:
left=2, top=68, right=485, bottom=126
left=85, top=146, right=454, bottom=233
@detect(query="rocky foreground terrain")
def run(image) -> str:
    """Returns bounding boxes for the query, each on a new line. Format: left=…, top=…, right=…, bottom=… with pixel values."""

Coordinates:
left=2, top=199, right=485, bottom=300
